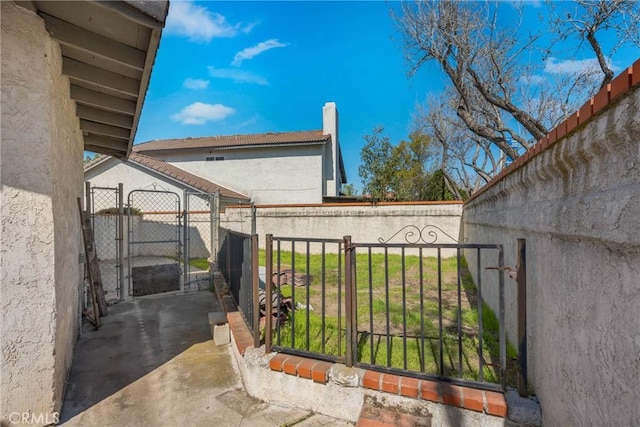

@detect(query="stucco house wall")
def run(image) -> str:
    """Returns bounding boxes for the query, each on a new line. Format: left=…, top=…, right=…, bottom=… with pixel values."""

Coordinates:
left=461, top=76, right=640, bottom=425
left=1, top=2, right=83, bottom=422
left=152, top=144, right=326, bottom=205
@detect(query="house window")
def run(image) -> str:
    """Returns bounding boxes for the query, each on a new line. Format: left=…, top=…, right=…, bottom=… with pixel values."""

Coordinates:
left=206, top=156, right=224, bottom=161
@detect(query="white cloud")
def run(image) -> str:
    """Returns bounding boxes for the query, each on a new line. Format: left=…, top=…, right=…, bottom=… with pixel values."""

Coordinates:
left=171, top=102, right=235, bottom=125
left=544, top=57, right=620, bottom=75
left=232, top=39, right=289, bottom=66
left=208, top=66, right=268, bottom=85
left=165, top=1, right=254, bottom=42
left=183, top=78, right=209, bottom=90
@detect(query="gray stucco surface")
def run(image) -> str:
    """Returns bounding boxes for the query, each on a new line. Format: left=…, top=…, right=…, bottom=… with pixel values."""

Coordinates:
left=123, top=0, right=169, bottom=23
left=462, top=88, right=640, bottom=426
left=1, top=2, right=84, bottom=424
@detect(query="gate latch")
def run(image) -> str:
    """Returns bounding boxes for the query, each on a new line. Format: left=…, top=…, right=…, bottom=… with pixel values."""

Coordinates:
left=485, top=266, right=517, bottom=280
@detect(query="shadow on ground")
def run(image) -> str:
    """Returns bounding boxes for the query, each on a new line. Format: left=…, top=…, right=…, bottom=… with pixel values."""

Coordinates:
left=60, top=291, right=216, bottom=422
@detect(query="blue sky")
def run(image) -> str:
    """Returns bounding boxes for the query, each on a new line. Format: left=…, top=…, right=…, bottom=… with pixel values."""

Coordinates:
left=134, top=1, right=639, bottom=192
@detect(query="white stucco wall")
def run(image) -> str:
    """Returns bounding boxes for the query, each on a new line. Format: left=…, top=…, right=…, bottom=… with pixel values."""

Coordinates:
left=153, top=144, right=325, bottom=204
left=1, top=3, right=83, bottom=424
left=462, top=88, right=640, bottom=425
left=86, top=159, right=187, bottom=204
left=221, top=202, right=463, bottom=257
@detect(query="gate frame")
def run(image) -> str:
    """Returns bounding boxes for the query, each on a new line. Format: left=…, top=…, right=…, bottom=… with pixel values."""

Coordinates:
left=85, top=182, right=125, bottom=302
left=183, top=190, right=220, bottom=292
left=127, top=189, right=183, bottom=297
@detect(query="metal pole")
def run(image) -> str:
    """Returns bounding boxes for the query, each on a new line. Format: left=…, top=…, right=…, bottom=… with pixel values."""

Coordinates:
left=251, top=202, right=257, bottom=236
left=265, top=234, right=273, bottom=353
left=127, top=193, right=132, bottom=297
left=213, top=190, right=220, bottom=268
left=517, top=239, right=528, bottom=396
left=118, top=183, right=124, bottom=302
left=182, top=190, right=188, bottom=293
left=251, top=234, right=260, bottom=348
left=344, top=235, right=353, bottom=367
left=209, top=194, right=215, bottom=271
left=498, top=245, right=506, bottom=387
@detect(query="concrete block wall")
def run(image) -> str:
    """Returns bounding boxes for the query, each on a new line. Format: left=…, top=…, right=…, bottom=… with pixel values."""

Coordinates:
left=222, top=201, right=464, bottom=257
left=462, top=61, right=640, bottom=426
left=1, top=3, right=84, bottom=424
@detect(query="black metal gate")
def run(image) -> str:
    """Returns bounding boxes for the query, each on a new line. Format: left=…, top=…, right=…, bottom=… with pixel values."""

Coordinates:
left=127, top=190, right=182, bottom=296
left=262, top=233, right=516, bottom=392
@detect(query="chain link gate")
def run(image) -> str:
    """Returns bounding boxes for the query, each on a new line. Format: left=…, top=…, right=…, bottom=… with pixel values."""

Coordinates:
left=86, top=182, right=125, bottom=302
left=183, top=191, right=219, bottom=292
left=127, top=190, right=182, bottom=296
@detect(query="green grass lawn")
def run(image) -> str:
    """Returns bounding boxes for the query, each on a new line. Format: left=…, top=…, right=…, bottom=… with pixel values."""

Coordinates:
left=260, top=248, right=517, bottom=385
left=187, top=257, right=210, bottom=270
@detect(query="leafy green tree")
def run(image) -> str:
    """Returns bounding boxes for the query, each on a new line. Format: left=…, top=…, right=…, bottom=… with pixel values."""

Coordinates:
left=392, top=131, right=433, bottom=201
left=358, top=126, right=396, bottom=201
left=341, top=184, right=358, bottom=197
left=359, top=127, right=465, bottom=201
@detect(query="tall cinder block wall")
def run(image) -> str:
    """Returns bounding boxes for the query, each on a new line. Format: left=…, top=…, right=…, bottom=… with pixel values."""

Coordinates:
left=1, top=3, right=84, bottom=424
left=221, top=202, right=463, bottom=256
left=462, top=71, right=640, bottom=426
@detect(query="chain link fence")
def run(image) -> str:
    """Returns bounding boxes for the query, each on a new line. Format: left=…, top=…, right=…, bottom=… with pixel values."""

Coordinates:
left=88, top=184, right=124, bottom=302
left=127, top=189, right=182, bottom=296
left=184, top=192, right=218, bottom=291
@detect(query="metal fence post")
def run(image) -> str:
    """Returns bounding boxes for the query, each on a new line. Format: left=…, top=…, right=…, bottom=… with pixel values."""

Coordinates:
left=344, top=235, right=354, bottom=367
left=118, top=183, right=124, bottom=301
left=182, top=190, right=188, bottom=293
left=265, top=234, right=273, bottom=353
left=251, top=203, right=257, bottom=236
left=251, top=234, right=260, bottom=348
left=517, top=239, right=528, bottom=396
left=209, top=193, right=216, bottom=269
left=498, top=245, right=506, bottom=387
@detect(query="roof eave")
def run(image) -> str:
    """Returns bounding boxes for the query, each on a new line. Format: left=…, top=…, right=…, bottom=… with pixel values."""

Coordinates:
left=20, top=1, right=169, bottom=160
left=136, top=139, right=330, bottom=154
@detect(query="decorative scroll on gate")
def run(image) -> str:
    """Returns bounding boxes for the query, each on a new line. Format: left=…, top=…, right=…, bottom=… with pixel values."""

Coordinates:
left=377, top=224, right=464, bottom=244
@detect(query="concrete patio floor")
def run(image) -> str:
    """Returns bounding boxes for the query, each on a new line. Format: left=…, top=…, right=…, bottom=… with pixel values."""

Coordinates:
left=60, top=291, right=352, bottom=426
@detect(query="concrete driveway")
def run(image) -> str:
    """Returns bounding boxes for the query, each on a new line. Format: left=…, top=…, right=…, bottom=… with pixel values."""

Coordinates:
left=61, top=291, right=351, bottom=426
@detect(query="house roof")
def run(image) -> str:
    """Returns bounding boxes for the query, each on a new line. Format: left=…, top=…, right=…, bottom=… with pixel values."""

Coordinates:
left=17, top=1, right=168, bottom=159
left=134, top=130, right=331, bottom=152
left=85, top=153, right=250, bottom=201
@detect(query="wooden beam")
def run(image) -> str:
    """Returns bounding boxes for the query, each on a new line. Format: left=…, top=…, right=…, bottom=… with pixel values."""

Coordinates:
left=41, top=13, right=146, bottom=71
left=63, top=58, right=140, bottom=97
left=84, top=135, right=129, bottom=152
left=84, top=143, right=127, bottom=159
left=127, top=26, right=163, bottom=154
left=71, top=85, right=136, bottom=116
left=76, top=105, right=133, bottom=129
left=80, top=119, right=131, bottom=140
